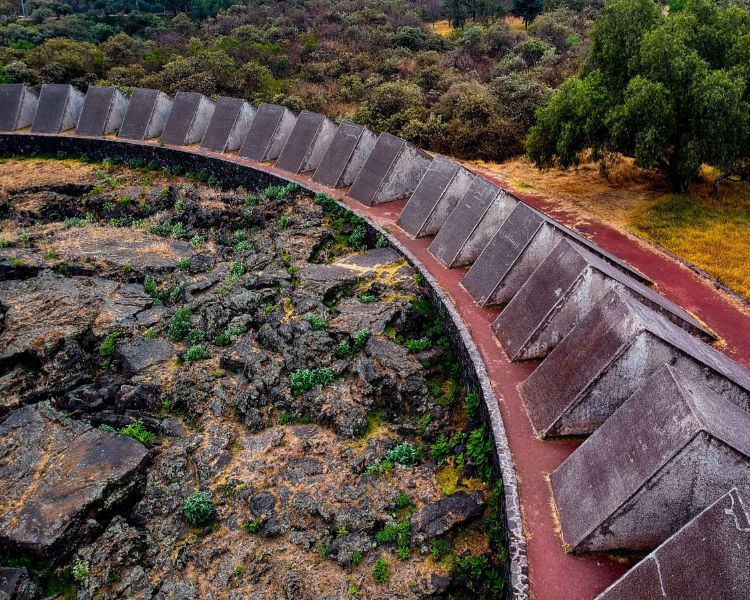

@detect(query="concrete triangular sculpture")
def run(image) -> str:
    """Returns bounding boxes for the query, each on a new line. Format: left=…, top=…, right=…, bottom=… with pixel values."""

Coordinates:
left=31, top=84, right=84, bottom=134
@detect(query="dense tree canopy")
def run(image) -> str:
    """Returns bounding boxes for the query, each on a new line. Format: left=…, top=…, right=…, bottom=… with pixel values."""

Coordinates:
left=527, top=0, right=750, bottom=192
left=0, top=0, right=595, bottom=162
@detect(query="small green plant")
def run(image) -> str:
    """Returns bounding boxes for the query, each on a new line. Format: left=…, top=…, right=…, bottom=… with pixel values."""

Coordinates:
left=233, top=565, right=245, bottom=576
left=467, top=427, right=493, bottom=481
left=337, top=527, right=349, bottom=538
left=120, top=422, right=156, bottom=447
left=234, top=240, right=250, bottom=252
left=351, top=550, right=364, bottom=566
left=348, top=224, right=367, bottom=249
left=46, top=248, right=59, bottom=259
left=0, top=238, right=8, bottom=248
left=261, top=182, right=300, bottom=200
left=278, top=215, right=289, bottom=228
left=365, top=460, right=393, bottom=477
left=149, top=221, right=186, bottom=239
left=168, top=307, right=192, bottom=341
left=72, top=561, right=89, bottom=583
left=431, top=434, right=453, bottom=466
left=371, top=558, right=389, bottom=583
left=99, top=331, right=121, bottom=357
left=144, top=327, right=158, bottom=339
left=306, top=313, right=327, bottom=331
left=290, top=367, right=335, bottom=396
left=185, top=344, right=207, bottom=362
left=393, top=491, right=413, bottom=511
left=375, top=521, right=410, bottom=560
left=375, top=233, right=389, bottom=248
left=430, top=538, right=453, bottom=562
left=183, top=491, right=214, bottom=527
left=347, top=584, right=361, bottom=597
left=229, top=261, right=246, bottom=279
left=215, top=326, right=245, bottom=347
left=352, top=329, right=370, bottom=351
left=264, top=304, right=276, bottom=313
left=318, top=539, right=331, bottom=560
left=241, top=519, right=261, bottom=533
left=358, top=293, right=377, bottom=304
left=122, top=262, right=132, bottom=275
left=385, top=442, right=420, bottom=466
left=178, top=258, right=190, bottom=270
left=189, top=234, right=205, bottom=247
left=18, top=230, right=30, bottom=242
left=451, top=554, right=504, bottom=596
left=405, top=337, right=432, bottom=353
left=466, top=392, right=480, bottom=423
left=335, top=339, right=351, bottom=358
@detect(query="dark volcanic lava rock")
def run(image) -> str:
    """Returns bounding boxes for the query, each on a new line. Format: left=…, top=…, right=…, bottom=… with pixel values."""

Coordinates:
left=411, top=491, right=486, bottom=540
left=0, top=403, right=150, bottom=561
left=0, top=567, right=37, bottom=600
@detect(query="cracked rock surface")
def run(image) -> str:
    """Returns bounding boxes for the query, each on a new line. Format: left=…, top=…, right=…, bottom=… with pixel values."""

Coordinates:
left=0, top=158, right=504, bottom=599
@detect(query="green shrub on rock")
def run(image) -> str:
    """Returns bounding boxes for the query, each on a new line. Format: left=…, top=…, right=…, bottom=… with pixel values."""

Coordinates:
left=183, top=491, right=214, bottom=527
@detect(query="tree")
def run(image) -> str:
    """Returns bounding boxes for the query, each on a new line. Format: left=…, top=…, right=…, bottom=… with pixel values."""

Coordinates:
left=443, top=0, right=468, bottom=27
left=526, top=0, right=750, bottom=193
left=512, top=0, right=544, bottom=29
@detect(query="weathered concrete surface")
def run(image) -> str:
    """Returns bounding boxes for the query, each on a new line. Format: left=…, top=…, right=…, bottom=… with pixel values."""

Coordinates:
left=160, top=91, right=214, bottom=146
left=30, top=84, right=84, bottom=133
left=492, top=238, right=712, bottom=361
left=238, top=103, right=296, bottom=162
left=0, top=84, right=38, bottom=131
left=397, top=155, right=475, bottom=238
left=348, top=133, right=432, bottom=206
left=312, top=122, right=377, bottom=188
left=463, top=203, right=650, bottom=306
left=521, top=291, right=750, bottom=437
left=550, top=366, right=750, bottom=553
left=429, top=177, right=518, bottom=268
left=75, top=86, right=129, bottom=137
left=118, top=88, right=172, bottom=140
left=0, top=403, right=150, bottom=560
left=276, top=111, right=337, bottom=174
left=595, top=487, right=750, bottom=600
left=200, top=96, right=255, bottom=152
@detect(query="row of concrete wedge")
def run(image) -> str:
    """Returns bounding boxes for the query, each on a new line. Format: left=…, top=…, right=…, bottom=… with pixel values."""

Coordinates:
left=1, top=82, right=749, bottom=599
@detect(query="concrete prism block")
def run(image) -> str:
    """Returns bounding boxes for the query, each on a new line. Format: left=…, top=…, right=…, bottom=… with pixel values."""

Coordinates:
left=312, top=122, right=377, bottom=188
left=397, top=155, right=475, bottom=237
left=0, top=84, right=38, bottom=131
left=429, top=176, right=518, bottom=268
left=551, top=365, right=750, bottom=553
left=276, top=111, right=337, bottom=174
left=492, top=238, right=712, bottom=361
left=595, top=488, right=750, bottom=600
left=30, top=84, right=84, bottom=133
left=75, top=86, right=129, bottom=136
left=463, top=202, right=649, bottom=306
left=200, top=96, right=255, bottom=152
left=238, top=103, right=296, bottom=162
left=520, top=290, right=750, bottom=437
left=347, top=133, right=432, bottom=206
left=160, top=91, right=215, bottom=146
left=118, top=88, right=172, bottom=140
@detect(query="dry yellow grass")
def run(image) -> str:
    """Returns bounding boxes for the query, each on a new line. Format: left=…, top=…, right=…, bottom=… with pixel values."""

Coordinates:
left=430, top=20, right=455, bottom=36
left=469, top=155, right=750, bottom=301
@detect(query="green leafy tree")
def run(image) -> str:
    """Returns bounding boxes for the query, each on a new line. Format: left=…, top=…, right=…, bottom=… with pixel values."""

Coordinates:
left=527, top=0, right=750, bottom=193
left=512, top=0, right=544, bottom=29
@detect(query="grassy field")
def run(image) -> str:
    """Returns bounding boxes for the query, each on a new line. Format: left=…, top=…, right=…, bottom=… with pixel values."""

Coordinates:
left=629, top=191, right=750, bottom=299
left=470, top=157, right=750, bottom=301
